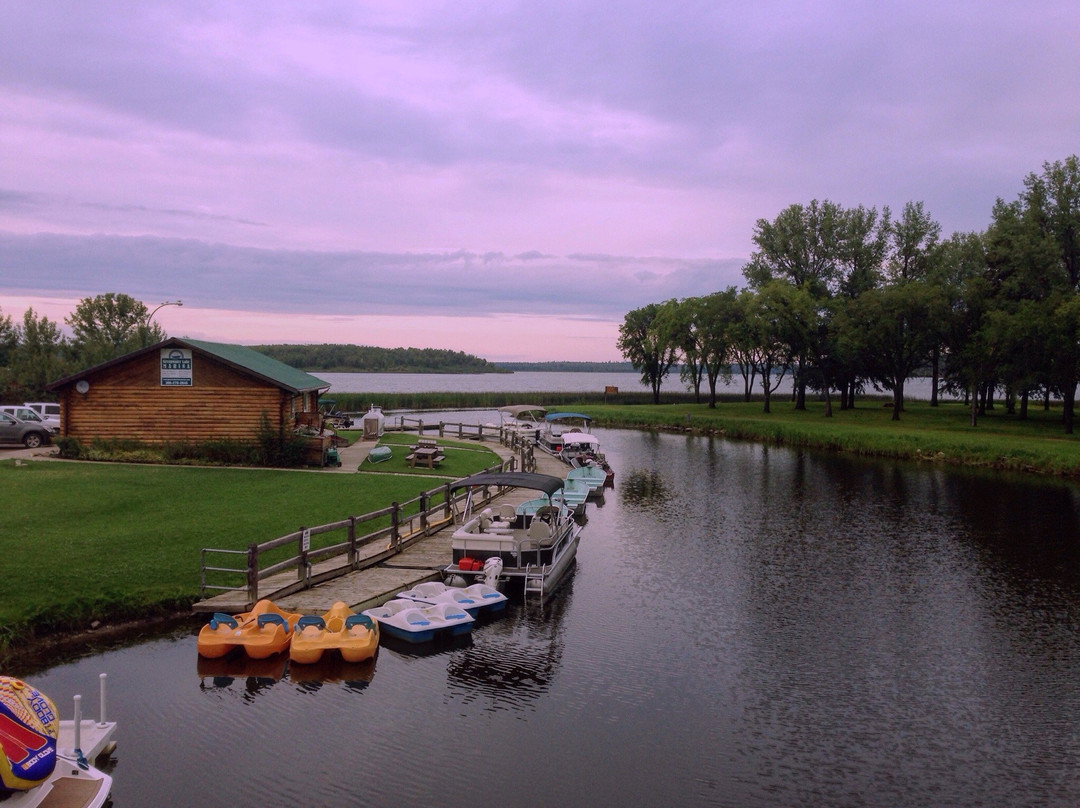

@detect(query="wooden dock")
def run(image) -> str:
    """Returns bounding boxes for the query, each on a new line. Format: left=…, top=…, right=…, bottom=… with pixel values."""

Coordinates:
left=192, top=443, right=573, bottom=616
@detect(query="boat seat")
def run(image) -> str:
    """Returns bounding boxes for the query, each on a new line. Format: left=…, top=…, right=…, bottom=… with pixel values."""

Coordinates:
left=345, top=614, right=374, bottom=630
left=296, top=615, right=326, bottom=631
left=257, top=612, right=289, bottom=631
left=497, top=504, right=516, bottom=521
left=209, top=613, right=238, bottom=630
left=527, top=519, right=552, bottom=540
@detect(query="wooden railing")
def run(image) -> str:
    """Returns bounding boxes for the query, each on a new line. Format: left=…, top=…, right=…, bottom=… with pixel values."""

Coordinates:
left=199, top=456, right=523, bottom=604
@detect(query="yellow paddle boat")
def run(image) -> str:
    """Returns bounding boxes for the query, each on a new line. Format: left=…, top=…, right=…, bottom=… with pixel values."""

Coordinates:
left=197, top=599, right=303, bottom=659
left=289, top=601, right=380, bottom=665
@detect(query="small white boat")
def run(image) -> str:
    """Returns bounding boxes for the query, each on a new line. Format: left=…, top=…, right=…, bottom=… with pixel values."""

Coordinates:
left=1, top=674, right=117, bottom=808
left=566, top=464, right=608, bottom=494
left=396, top=581, right=508, bottom=617
left=497, top=405, right=547, bottom=442
left=362, top=599, right=474, bottom=643
left=554, top=478, right=590, bottom=508
left=538, top=412, right=593, bottom=454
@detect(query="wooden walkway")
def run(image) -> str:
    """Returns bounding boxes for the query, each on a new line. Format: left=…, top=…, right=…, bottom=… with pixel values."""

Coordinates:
left=192, top=444, right=572, bottom=616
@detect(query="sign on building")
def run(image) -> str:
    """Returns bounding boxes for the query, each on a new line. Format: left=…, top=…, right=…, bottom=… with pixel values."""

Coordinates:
left=160, top=348, right=193, bottom=386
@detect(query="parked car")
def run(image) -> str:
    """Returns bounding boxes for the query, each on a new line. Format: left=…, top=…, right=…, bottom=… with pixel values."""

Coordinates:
left=0, top=412, right=52, bottom=448
left=24, top=402, right=61, bottom=427
left=0, top=406, right=58, bottom=433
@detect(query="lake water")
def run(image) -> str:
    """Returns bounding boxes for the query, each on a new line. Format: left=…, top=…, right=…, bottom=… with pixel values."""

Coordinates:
left=17, top=430, right=1080, bottom=807
left=321, top=371, right=941, bottom=401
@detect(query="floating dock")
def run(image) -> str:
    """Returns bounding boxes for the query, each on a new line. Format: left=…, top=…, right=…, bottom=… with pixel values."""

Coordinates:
left=193, top=443, right=575, bottom=616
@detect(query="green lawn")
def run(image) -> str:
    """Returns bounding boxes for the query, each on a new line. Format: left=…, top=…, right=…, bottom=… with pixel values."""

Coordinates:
left=583, top=397, right=1080, bottom=476
left=5, top=401, right=1077, bottom=655
left=0, top=439, right=502, bottom=653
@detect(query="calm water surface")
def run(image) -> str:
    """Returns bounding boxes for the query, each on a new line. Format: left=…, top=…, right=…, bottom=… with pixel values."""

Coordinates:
left=20, top=430, right=1080, bottom=807
left=320, top=370, right=941, bottom=401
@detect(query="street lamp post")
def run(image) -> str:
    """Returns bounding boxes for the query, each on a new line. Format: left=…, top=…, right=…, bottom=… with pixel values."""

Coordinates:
left=146, top=300, right=183, bottom=324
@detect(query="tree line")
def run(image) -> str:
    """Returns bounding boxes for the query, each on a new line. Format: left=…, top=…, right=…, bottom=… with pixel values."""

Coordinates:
left=618, top=155, right=1080, bottom=432
left=0, top=293, right=167, bottom=402
left=0, top=295, right=510, bottom=401
left=252, top=344, right=503, bottom=373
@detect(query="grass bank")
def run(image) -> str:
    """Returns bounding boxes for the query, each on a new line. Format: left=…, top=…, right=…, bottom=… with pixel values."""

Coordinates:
left=581, top=398, right=1080, bottom=477
left=0, top=440, right=502, bottom=657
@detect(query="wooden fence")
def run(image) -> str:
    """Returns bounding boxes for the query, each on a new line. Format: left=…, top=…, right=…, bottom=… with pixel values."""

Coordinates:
left=199, top=437, right=533, bottom=604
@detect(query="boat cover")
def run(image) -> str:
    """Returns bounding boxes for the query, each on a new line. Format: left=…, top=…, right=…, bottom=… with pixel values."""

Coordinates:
left=451, top=471, right=565, bottom=498
left=544, top=412, right=592, bottom=422
left=499, top=405, right=547, bottom=417
left=561, top=433, right=600, bottom=446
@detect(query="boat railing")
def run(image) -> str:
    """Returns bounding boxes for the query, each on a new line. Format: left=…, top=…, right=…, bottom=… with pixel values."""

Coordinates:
left=198, top=457, right=515, bottom=607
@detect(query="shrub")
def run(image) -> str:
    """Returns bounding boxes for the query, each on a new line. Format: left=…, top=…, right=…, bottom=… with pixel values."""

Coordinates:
left=54, top=436, right=84, bottom=459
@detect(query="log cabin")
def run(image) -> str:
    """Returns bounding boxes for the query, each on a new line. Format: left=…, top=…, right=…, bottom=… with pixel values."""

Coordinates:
left=46, top=338, right=331, bottom=457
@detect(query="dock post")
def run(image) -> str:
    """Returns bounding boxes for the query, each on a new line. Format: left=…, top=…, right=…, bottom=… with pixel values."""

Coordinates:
left=298, top=527, right=309, bottom=582
left=391, top=503, right=400, bottom=548
left=420, top=492, right=429, bottom=533
left=347, top=517, right=358, bottom=567
left=443, top=482, right=453, bottom=519
left=247, top=543, right=259, bottom=603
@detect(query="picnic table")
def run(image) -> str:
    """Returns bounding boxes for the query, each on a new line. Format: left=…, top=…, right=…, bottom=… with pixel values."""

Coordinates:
left=406, top=446, right=445, bottom=468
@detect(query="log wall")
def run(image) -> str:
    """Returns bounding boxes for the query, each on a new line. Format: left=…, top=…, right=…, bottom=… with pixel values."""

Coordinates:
left=59, top=349, right=309, bottom=443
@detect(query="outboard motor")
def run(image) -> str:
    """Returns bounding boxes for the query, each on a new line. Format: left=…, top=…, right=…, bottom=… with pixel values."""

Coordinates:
left=483, top=556, right=504, bottom=588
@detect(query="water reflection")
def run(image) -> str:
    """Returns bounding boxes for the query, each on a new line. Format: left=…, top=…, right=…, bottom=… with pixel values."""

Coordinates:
left=446, top=581, right=573, bottom=711
left=14, top=429, right=1080, bottom=807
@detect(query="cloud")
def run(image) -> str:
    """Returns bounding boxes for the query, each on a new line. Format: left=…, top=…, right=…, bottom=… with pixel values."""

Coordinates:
left=0, top=231, right=744, bottom=320
left=0, top=1, right=1077, bottom=359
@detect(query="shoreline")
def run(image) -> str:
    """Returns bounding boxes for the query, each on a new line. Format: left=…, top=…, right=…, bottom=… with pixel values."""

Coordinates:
left=4, top=400, right=1078, bottom=664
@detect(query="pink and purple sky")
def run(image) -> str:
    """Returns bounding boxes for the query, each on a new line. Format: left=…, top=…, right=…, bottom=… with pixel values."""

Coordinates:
left=1, top=1, right=1077, bottom=361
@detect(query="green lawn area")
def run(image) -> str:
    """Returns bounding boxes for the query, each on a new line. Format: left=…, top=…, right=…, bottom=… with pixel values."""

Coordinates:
left=0, top=438, right=502, bottom=653
left=583, top=397, right=1080, bottom=477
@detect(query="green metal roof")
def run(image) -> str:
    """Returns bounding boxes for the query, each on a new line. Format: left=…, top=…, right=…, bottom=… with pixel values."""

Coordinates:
left=183, top=339, right=329, bottom=393
left=47, top=337, right=329, bottom=393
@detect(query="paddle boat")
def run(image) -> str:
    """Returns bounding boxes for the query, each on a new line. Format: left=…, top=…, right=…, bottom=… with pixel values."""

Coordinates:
left=362, top=599, right=475, bottom=643
left=396, top=581, right=508, bottom=617
left=446, top=471, right=584, bottom=599
left=1, top=674, right=117, bottom=808
left=290, top=601, right=380, bottom=664
left=196, top=599, right=303, bottom=659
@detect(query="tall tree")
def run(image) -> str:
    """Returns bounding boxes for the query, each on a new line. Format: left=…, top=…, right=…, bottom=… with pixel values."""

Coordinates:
left=743, top=199, right=843, bottom=410
left=834, top=205, right=890, bottom=408
left=845, top=282, right=941, bottom=420
left=9, top=309, right=68, bottom=400
left=657, top=298, right=705, bottom=402
left=617, top=302, right=679, bottom=404
left=695, top=288, right=740, bottom=408
left=67, top=293, right=164, bottom=367
left=887, top=201, right=942, bottom=283
left=743, top=284, right=794, bottom=414
left=1021, top=155, right=1080, bottom=431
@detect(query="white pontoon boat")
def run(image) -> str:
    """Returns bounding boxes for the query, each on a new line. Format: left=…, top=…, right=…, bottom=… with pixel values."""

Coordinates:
left=445, top=471, right=584, bottom=599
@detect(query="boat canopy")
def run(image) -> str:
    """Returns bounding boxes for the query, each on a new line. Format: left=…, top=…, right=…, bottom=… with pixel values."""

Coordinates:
left=451, top=471, right=565, bottom=498
left=499, top=405, right=547, bottom=418
left=561, top=433, right=600, bottom=447
left=545, top=412, right=592, bottom=422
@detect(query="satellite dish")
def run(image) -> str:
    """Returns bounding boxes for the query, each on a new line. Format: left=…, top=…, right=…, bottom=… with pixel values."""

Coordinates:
left=76, top=380, right=90, bottom=394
